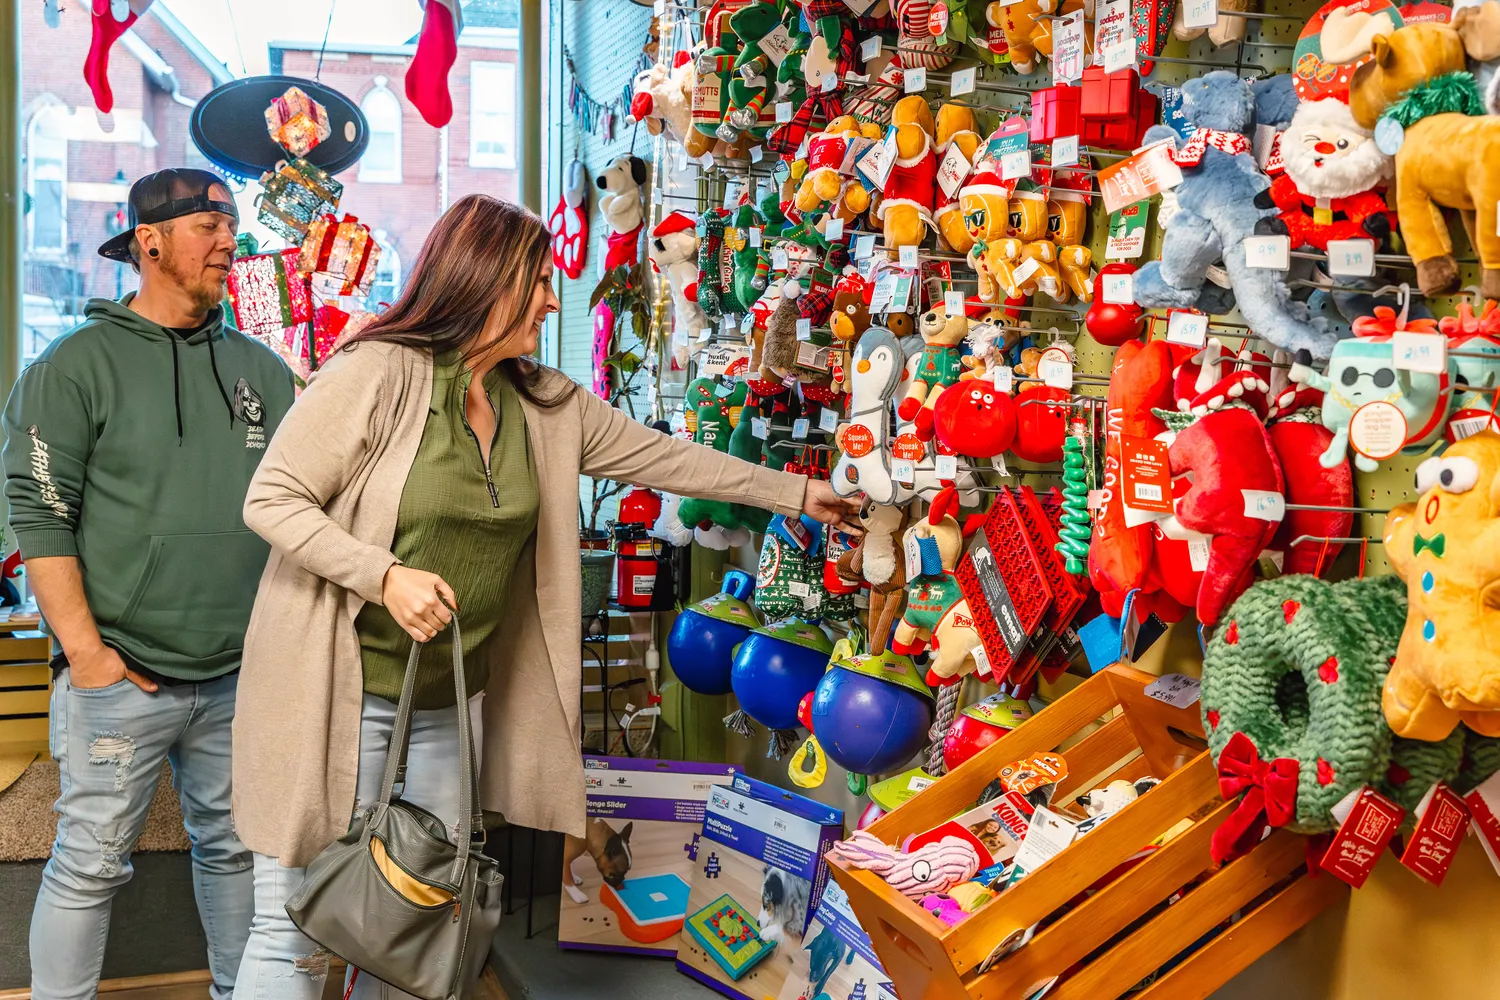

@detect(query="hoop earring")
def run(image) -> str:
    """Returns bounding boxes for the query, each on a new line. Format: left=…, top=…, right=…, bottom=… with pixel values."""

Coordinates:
left=148, top=247, right=160, bottom=258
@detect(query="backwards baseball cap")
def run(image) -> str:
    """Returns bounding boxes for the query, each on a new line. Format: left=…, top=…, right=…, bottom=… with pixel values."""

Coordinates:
left=98, top=168, right=239, bottom=262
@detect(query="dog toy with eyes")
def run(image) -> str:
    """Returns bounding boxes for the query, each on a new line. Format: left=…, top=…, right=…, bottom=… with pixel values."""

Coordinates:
left=1383, top=431, right=1500, bottom=741
left=826, top=830, right=981, bottom=900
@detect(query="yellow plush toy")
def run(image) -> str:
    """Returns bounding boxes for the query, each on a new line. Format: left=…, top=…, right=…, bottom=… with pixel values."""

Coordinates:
left=795, top=116, right=885, bottom=218
left=933, top=103, right=983, bottom=255
left=960, top=163, right=1015, bottom=303
left=877, top=95, right=938, bottom=251
left=1382, top=430, right=1500, bottom=741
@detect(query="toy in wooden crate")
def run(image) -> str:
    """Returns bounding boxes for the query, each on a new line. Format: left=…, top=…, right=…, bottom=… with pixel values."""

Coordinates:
left=298, top=214, right=381, bottom=297
left=828, top=665, right=1350, bottom=1000
left=264, top=85, right=331, bottom=158
left=1079, top=68, right=1160, bottom=151
left=227, top=248, right=313, bottom=339
left=256, top=159, right=342, bottom=243
left=1030, top=85, right=1082, bottom=143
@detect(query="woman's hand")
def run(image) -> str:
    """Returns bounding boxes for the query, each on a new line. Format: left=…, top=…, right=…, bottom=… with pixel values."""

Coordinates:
left=801, top=480, right=864, bottom=536
left=381, top=566, right=458, bottom=643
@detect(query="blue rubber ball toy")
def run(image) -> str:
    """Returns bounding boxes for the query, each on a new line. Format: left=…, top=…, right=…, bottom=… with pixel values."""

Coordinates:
left=730, top=619, right=834, bottom=730
left=810, top=651, right=934, bottom=775
left=666, top=571, right=761, bottom=695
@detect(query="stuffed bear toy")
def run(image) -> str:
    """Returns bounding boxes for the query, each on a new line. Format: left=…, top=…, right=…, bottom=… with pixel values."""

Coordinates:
left=1260, top=98, right=1396, bottom=252
left=1349, top=22, right=1500, bottom=299
left=596, top=155, right=648, bottom=272
left=1453, top=0, right=1500, bottom=115
left=1132, top=72, right=1338, bottom=359
left=649, top=212, right=707, bottom=369
left=986, top=0, right=1083, bottom=75
left=629, top=54, right=716, bottom=159
left=879, top=95, right=939, bottom=250
left=899, top=300, right=970, bottom=438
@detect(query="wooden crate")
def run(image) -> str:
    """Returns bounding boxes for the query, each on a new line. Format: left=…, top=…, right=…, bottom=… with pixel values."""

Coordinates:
left=0, top=631, right=52, bottom=754
left=829, top=665, right=1346, bottom=1000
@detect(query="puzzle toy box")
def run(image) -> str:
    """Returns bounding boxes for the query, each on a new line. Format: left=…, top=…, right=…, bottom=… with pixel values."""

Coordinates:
left=558, top=756, right=737, bottom=956
left=676, top=774, right=844, bottom=1000
left=777, top=879, right=899, bottom=1000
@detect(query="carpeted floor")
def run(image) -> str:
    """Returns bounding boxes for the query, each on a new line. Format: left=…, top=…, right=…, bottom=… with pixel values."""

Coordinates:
left=0, top=760, right=191, bottom=861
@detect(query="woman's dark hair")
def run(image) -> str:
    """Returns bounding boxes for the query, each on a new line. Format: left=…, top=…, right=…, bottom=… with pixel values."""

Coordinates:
left=350, top=194, right=573, bottom=407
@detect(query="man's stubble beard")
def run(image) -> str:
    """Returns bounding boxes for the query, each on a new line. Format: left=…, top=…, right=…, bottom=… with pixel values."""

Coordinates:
left=159, top=244, right=228, bottom=316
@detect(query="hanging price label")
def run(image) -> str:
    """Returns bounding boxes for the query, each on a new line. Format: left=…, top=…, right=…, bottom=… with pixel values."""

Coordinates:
left=748, top=227, right=763, bottom=248
left=1183, top=0, right=1217, bottom=29
left=991, top=366, right=1013, bottom=392
left=855, top=234, right=877, bottom=259
left=819, top=407, right=840, bottom=433
left=751, top=417, right=770, bottom=440
left=749, top=144, right=764, bottom=163
left=945, top=290, right=965, bottom=314
left=775, top=101, right=794, bottom=123
left=1326, top=238, right=1375, bottom=277
left=792, top=418, right=810, bottom=439
left=1243, top=235, right=1291, bottom=270
left=1052, top=134, right=1079, bottom=168
left=825, top=218, right=845, bottom=240
left=771, top=248, right=789, bottom=270
left=1145, top=673, right=1202, bottom=708
left=1393, top=330, right=1447, bottom=374
left=1166, top=310, right=1208, bottom=348
left=1001, top=148, right=1032, bottom=181
left=951, top=66, right=977, bottom=96
left=892, top=458, right=916, bottom=484
left=935, top=454, right=958, bottom=479
left=1101, top=271, right=1133, bottom=304
left=1241, top=489, right=1286, bottom=522
left=905, top=67, right=928, bottom=93
left=899, top=245, right=920, bottom=268
left=796, top=318, right=812, bottom=340
left=1103, top=37, right=1137, bottom=73
left=1039, top=358, right=1073, bottom=389
left=860, top=34, right=883, bottom=61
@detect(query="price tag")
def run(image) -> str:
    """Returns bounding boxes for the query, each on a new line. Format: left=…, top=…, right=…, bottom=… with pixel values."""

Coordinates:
left=751, top=416, right=770, bottom=440
left=744, top=227, right=762, bottom=249
left=1011, top=255, right=1043, bottom=287
left=899, top=245, right=920, bottom=268
left=821, top=71, right=840, bottom=93
left=936, top=142, right=974, bottom=198
left=796, top=318, right=812, bottom=341
left=820, top=407, right=840, bottom=433
left=1001, top=148, right=1032, bottom=181
left=1103, top=37, right=1137, bottom=73
left=759, top=24, right=794, bottom=66
left=951, top=66, right=977, bottom=96
left=1244, top=234, right=1291, bottom=270
left=860, top=34, right=883, bottom=61
left=698, top=152, right=716, bottom=169
left=1145, top=673, right=1202, bottom=708
left=1039, top=358, right=1073, bottom=389
left=652, top=188, right=663, bottom=205
left=677, top=151, right=691, bottom=172
left=654, top=0, right=665, bottom=14
left=1183, top=0, right=1217, bottom=29
left=771, top=248, right=789, bottom=270
left=697, top=327, right=713, bottom=343
left=935, top=454, right=958, bottom=479
left=1326, top=238, right=1374, bottom=277
left=1400, top=783, right=1472, bottom=886
left=944, top=290, right=965, bottom=315
left=1166, top=310, right=1208, bottom=348
left=825, top=218, right=845, bottom=240
left=788, top=580, right=811, bottom=598
left=892, top=458, right=916, bottom=484
left=722, top=314, right=738, bottom=333
left=855, top=234, right=877, bottom=259
left=792, top=418, right=810, bottom=439
left=775, top=101, right=794, bottom=123
left=1101, top=271, right=1133, bottom=304
left=1393, top=330, right=1447, bottom=374
left=1052, top=134, right=1079, bottom=168
left=1319, top=787, right=1405, bottom=889
left=905, top=67, right=927, bottom=93
left=991, top=366, right=1013, bottom=392
left=1241, top=489, right=1286, bottom=522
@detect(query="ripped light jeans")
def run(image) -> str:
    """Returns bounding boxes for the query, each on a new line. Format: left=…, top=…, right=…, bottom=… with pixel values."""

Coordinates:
left=30, top=668, right=253, bottom=1000
left=235, top=692, right=484, bottom=1000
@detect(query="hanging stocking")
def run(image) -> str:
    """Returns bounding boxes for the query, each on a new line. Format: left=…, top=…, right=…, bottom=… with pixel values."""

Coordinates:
left=406, top=0, right=463, bottom=127
left=86, top=0, right=154, bottom=113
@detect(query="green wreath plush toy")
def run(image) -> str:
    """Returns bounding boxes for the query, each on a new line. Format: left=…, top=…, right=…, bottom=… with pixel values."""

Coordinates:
left=1201, top=574, right=1408, bottom=860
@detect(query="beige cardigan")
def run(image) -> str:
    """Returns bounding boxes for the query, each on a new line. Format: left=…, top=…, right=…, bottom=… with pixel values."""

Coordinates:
left=233, top=341, right=807, bottom=867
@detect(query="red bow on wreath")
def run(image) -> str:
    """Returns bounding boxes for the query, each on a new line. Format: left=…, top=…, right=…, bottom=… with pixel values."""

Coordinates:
left=1210, top=731, right=1299, bottom=864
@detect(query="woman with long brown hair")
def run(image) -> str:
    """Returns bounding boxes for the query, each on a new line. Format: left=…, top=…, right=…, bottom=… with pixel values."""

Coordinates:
left=230, top=195, right=858, bottom=998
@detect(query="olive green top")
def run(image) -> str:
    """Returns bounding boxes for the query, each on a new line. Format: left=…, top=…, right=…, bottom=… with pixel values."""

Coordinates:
left=356, top=350, right=538, bottom=709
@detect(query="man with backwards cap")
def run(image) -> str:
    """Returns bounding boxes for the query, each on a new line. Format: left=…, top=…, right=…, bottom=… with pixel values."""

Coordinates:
left=2, top=169, right=295, bottom=1000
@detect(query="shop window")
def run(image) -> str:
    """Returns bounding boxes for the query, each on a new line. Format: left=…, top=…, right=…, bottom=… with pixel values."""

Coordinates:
left=359, top=80, right=403, bottom=184
left=368, top=232, right=401, bottom=310
left=469, top=61, right=516, bottom=169
left=27, top=105, right=68, bottom=255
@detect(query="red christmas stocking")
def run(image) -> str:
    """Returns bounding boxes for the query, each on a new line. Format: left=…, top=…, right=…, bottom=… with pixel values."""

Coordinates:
left=86, top=0, right=153, bottom=113
left=406, top=0, right=462, bottom=127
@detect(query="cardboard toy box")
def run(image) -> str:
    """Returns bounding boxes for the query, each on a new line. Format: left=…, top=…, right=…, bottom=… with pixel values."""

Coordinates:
left=559, top=756, right=738, bottom=957
left=675, top=774, right=844, bottom=1000
left=777, top=878, right=898, bottom=1000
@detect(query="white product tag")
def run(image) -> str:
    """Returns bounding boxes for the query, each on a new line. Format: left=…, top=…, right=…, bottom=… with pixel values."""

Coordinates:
left=1253, top=123, right=1278, bottom=168
left=1103, top=38, right=1137, bottom=73
left=945, top=290, right=965, bottom=314
left=677, top=151, right=691, bottom=172
left=905, top=67, right=927, bottom=93
left=1012, top=255, right=1043, bottom=286
left=1166, top=311, right=1208, bottom=348
left=698, top=327, right=714, bottom=343
left=892, top=458, right=916, bottom=484
left=859, top=129, right=900, bottom=188
left=1101, top=271, right=1133, bottom=304
left=796, top=318, right=812, bottom=340
left=904, top=532, right=922, bottom=579
left=748, top=227, right=763, bottom=248
left=825, top=218, right=845, bottom=240
left=1393, top=331, right=1447, bottom=374
left=776, top=101, right=794, bottom=124
left=1052, top=134, right=1079, bottom=168
left=951, top=66, right=977, bottom=96
left=788, top=580, right=811, bottom=598
left=759, top=24, right=794, bottom=66
left=772, top=248, right=789, bottom=270
left=899, top=245, right=920, bottom=268
left=1242, top=489, right=1287, bottom=522
left=935, top=454, right=958, bottom=479
left=1001, top=148, right=1032, bottom=181
left=937, top=142, right=974, bottom=197
left=820, top=407, right=840, bottom=432
left=860, top=34, right=883, bottom=61
left=698, top=153, right=716, bottom=169
left=822, top=72, right=840, bottom=93
left=1011, top=807, right=1078, bottom=874
left=1145, top=673, right=1202, bottom=708
left=803, top=593, right=822, bottom=610
left=1188, top=535, right=1211, bottom=571
left=750, top=144, right=764, bottom=163
left=654, top=0, right=665, bottom=14
left=1204, top=263, right=1232, bottom=288
left=653, top=188, right=664, bottom=205
left=751, top=417, right=770, bottom=440
left=1183, top=0, right=1217, bottom=29
left=971, top=644, right=991, bottom=679
left=1243, top=235, right=1290, bottom=270
left=992, top=366, right=1014, bottom=392
left=855, top=234, right=877, bottom=259
left=792, top=417, right=810, bottom=439
left=1039, top=358, right=1073, bottom=389
left=1327, top=238, right=1375, bottom=277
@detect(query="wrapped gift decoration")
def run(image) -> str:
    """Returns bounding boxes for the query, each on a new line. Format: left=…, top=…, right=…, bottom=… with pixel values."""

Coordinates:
left=256, top=159, right=342, bottom=243
left=264, top=86, right=332, bottom=158
left=298, top=213, right=381, bottom=297
left=227, top=248, right=313, bottom=338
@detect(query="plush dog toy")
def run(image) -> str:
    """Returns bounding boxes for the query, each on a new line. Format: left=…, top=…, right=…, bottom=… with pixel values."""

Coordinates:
left=879, top=95, right=939, bottom=250
left=1348, top=22, right=1500, bottom=298
left=934, top=103, right=984, bottom=255
left=650, top=212, right=707, bottom=368
left=1133, top=72, right=1337, bottom=359
left=827, top=830, right=980, bottom=900
left=893, top=489, right=968, bottom=657
left=1453, top=0, right=1500, bottom=114
left=1383, top=431, right=1500, bottom=740
left=596, top=154, right=648, bottom=272
left=629, top=53, right=716, bottom=159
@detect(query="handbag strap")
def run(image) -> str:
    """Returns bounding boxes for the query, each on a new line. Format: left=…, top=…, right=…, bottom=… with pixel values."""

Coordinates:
left=377, top=615, right=484, bottom=885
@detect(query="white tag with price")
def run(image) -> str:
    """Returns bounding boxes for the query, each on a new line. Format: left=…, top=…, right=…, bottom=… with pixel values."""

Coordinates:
left=1039, top=358, right=1073, bottom=389
left=825, top=218, right=845, bottom=240
left=1183, top=0, right=1217, bottom=29
left=899, top=245, right=920, bottom=268
left=792, top=418, right=810, bottom=440
left=1242, top=489, right=1286, bottom=522
left=1145, top=673, right=1202, bottom=708
left=905, top=67, right=927, bottom=93
left=991, top=366, right=1013, bottom=392
left=1166, top=311, right=1208, bottom=347
left=860, top=34, right=882, bottom=61
left=855, top=234, right=876, bottom=259
left=892, top=459, right=916, bottom=484
left=1001, top=149, right=1031, bottom=181
left=1052, top=134, right=1079, bottom=168
left=945, top=290, right=965, bottom=314
left=796, top=318, right=812, bottom=340
left=1011, top=255, right=1043, bottom=286
left=749, top=144, right=764, bottom=163
left=771, top=248, right=789, bottom=270
left=775, top=101, right=794, bottom=123
left=1393, top=330, right=1447, bottom=374
left=697, top=327, right=713, bottom=343
left=820, top=407, right=840, bottom=433
left=751, top=417, right=769, bottom=440
left=935, top=454, right=958, bottom=479
left=748, top=227, right=763, bottom=248
left=1103, top=38, right=1137, bottom=73
left=1101, top=271, right=1133, bottom=304
left=1244, top=235, right=1290, bottom=270
left=1327, top=238, right=1375, bottom=277
left=951, top=67, right=976, bottom=96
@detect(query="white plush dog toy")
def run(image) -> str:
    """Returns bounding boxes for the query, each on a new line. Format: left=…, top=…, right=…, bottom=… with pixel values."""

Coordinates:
left=596, top=155, right=648, bottom=237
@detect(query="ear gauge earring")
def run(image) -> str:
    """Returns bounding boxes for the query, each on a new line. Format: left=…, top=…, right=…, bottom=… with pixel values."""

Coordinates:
left=148, top=247, right=160, bottom=258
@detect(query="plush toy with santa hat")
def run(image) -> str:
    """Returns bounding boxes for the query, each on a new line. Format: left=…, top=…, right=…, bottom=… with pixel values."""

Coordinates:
left=878, top=95, right=939, bottom=251
left=1257, top=97, right=1396, bottom=252
left=650, top=212, right=708, bottom=369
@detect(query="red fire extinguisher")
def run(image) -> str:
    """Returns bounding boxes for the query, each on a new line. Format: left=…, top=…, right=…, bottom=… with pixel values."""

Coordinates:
left=614, top=487, right=664, bottom=609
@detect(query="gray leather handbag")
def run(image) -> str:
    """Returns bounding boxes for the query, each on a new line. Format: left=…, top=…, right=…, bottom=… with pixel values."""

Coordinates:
left=285, top=618, right=503, bottom=1000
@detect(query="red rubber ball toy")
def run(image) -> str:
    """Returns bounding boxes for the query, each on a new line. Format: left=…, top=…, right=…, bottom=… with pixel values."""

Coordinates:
left=1010, top=385, right=1071, bottom=464
left=1086, top=262, right=1146, bottom=347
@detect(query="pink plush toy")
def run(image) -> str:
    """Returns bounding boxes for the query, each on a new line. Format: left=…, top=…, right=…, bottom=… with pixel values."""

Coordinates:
left=827, top=830, right=980, bottom=899
left=921, top=893, right=972, bottom=926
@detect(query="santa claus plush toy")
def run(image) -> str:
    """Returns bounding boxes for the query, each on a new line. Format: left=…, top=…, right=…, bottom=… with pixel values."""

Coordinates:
left=1259, top=97, right=1396, bottom=252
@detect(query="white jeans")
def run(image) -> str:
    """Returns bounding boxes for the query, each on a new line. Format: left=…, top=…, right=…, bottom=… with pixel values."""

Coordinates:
left=234, top=692, right=484, bottom=1000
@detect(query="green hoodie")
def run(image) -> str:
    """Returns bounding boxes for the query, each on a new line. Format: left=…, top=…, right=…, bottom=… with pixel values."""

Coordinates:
left=2, top=294, right=296, bottom=681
